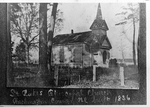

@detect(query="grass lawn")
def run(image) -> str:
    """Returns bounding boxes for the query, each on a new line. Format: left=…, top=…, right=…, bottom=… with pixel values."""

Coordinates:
left=12, top=67, right=55, bottom=87
left=11, top=65, right=139, bottom=89
left=62, top=65, right=139, bottom=89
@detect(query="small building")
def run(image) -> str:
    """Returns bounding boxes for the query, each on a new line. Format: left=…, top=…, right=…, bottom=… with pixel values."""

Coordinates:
left=52, top=4, right=112, bottom=68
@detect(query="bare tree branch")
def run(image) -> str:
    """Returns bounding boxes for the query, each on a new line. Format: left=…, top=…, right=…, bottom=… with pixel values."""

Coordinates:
left=29, top=33, right=39, bottom=43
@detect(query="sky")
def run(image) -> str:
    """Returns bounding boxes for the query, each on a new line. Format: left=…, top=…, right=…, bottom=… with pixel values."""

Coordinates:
left=55, top=3, right=139, bottom=59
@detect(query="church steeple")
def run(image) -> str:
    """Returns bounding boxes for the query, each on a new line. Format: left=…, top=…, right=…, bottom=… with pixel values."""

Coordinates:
left=96, top=3, right=102, bottom=19
left=90, top=3, right=109, bottom=31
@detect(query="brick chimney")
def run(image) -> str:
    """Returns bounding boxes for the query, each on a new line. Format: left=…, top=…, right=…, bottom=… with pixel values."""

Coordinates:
left=71, top=29, right=74, bottom=34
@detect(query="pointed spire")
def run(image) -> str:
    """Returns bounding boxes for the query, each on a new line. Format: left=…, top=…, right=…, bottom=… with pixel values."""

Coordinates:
left=90, top=3, right=108, bottom=31
left=96, top=3, right=102, bottom=20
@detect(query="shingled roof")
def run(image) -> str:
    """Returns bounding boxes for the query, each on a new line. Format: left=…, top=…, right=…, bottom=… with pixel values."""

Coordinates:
left=53, top=31, right=92, bottom=44
left=53, top=31, right=112, bottom=49
left=90, top=3, right=109, bottom=31
left=90, top=19, right=109, bottom=31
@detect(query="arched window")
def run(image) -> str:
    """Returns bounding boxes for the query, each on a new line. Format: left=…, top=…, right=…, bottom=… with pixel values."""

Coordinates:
left=103, top=51, right=107, bottom=64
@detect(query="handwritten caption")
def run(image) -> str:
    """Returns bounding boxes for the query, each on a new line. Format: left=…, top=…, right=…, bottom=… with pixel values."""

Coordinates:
left=10, top=88, right=131, bottom=104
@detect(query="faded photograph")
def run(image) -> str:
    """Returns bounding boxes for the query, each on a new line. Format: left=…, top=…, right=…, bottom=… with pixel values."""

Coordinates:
left=8, top=3, right=139, bottom=89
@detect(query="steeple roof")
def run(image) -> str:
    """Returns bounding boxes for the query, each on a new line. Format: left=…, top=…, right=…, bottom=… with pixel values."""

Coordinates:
left=96, top=3, right=102, bottom=19
left=90, top=3, right=109, bottom=31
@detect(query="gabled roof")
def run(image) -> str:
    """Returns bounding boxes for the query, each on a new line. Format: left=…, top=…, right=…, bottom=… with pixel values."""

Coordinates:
left=53, top=31, right=92, bottom=44
left=90, top=3, right=109, bottom=31
left=90, top=19, right=109, bottom=31
left=101, top=36, right=112, bottom=49
left=85, top=33, right=106, bottom=46
left=89, top=34, right=112, bottom=50
left=53, top=31, right=112, bottom=50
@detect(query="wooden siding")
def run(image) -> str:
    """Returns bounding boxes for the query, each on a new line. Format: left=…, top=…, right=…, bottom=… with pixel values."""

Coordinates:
left=52, top=43, right=110, bottom=68
left=52, top=44, right=83, bottom=68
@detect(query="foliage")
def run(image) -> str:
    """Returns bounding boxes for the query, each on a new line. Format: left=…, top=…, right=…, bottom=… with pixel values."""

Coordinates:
left=116, top=3, right=139, bottom=24
left=47, top=4, right=64, bottom=35
left=10, top=3, right=64, bottom=64
left=54, top=9, right=64, bottom=34
left=116, top=3, right=139, bottom=65
left=15, top=42, right=26, bottom=61
left=10, top=3, right=39, bottom=48
left=11, top=41, right=14, bottom=54
left=10, top=3, right=39, bottom=64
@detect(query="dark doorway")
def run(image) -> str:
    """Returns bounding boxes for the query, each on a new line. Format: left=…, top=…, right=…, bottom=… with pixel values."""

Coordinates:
left=103, top=51, right=107, bottom=64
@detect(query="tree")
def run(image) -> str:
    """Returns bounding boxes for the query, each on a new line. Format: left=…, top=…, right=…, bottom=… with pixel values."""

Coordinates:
left=0, top=3, right=8, bottom=102
left=39, top=3, right=48, bottom=74
left=47, top=4, right=64, bottom=35
left=54, top=9, right=64, bottom=34
left=47, top=3, right=58, bottom=72
left=7, top=3, right=14, bottom=86
left=15, top=42, right=26, bottom=62
left=116, top=3, right=139, bottom=65
left=138, top=3, right=146, bottom=104
left=10, top=3, right=64, bottom=67
left=10, top=3, right=39, bottom=65
left=39, top=3, right=63, bottom=75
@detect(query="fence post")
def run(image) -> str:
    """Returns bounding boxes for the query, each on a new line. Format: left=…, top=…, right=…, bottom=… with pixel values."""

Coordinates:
left=93, top=65, right=96, bottom=81
left=54, top=65, right=59, bottom=86
left=120, top=66, right=125, bottom=86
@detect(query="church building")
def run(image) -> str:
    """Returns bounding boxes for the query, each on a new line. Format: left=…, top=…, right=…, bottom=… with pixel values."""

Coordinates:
left=52, top=3, right=112, bottom=68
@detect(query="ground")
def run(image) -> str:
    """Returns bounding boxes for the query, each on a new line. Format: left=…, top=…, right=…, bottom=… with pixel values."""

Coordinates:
left=61, top=66, right=139, bottom=89
left=11, top=65, right=139, bottom=89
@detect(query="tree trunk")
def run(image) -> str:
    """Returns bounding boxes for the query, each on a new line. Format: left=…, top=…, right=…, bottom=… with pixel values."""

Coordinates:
left=47, top=3, right=58, bottom=73
left=7, top=3, right=13, bottom=86
left=133, top=18, right=136, bottom=65
left=39, top=3, right=48, bottom=74
left=121, top=37, right=125, bottom=64
left=0, top=3, right=9, bottom=103
left=27, top=46, right=30, bottom=65
left=24, top=43, right=29, bottom=66
left=137, top=3, right=146, bottom=104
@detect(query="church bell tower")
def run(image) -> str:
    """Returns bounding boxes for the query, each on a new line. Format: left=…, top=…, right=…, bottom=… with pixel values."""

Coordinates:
left=90, top=3, right=109, bottom=36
